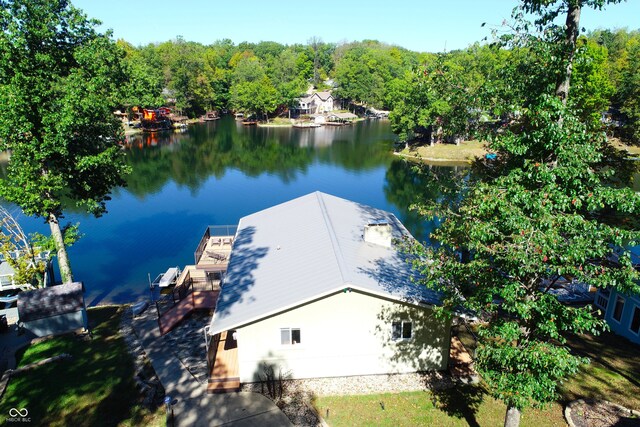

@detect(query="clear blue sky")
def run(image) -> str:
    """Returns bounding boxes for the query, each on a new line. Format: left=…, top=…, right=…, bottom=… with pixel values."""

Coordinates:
left=73, top=0, right=640, bottom=52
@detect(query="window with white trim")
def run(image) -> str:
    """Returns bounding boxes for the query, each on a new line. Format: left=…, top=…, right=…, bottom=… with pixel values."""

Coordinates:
left=612, top=295, right=625, bottom=322
left=630, top=306, right=640, bottom=335
left=280, top=328, right=301, bottom=345
left=392, top=320, right=413, bottom=340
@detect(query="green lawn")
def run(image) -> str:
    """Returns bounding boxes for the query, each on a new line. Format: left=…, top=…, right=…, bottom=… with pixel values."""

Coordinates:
left=397, top=138, right=640, bottom=163
left=316, top=331, right=639, bottom=427
left=560, top=331, right=640, bottom=411
left=0, top=306, right=163, bottom=427
left=316, top=387, right=565, bottom=427
left=397, top=140, right=488, bottom=163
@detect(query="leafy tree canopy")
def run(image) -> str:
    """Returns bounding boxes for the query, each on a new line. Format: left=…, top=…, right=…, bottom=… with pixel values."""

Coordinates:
left=0, top=0, right=130, bottom=282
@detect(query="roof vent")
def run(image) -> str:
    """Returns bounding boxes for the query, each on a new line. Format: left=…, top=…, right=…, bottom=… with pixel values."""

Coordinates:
left=364, top=222, right=392, bottom=248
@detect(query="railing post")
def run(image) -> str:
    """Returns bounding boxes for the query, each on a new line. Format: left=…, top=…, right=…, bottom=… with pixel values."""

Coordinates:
left=191, top=279, right=195, bottom=308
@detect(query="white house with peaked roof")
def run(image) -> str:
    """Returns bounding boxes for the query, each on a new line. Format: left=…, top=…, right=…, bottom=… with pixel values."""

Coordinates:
left=296, top=91, right=336, bottom=115
left=205, top=192, right=450, bottom=391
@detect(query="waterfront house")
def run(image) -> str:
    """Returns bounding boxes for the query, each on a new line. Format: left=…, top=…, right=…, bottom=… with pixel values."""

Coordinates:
left=296, top=91, right=336, bottom=115
left=205, top=192, right=450, bottom=392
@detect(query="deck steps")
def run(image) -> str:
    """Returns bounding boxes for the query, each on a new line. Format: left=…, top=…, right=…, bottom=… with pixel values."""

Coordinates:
left=207, top=377, right=240, bottom=393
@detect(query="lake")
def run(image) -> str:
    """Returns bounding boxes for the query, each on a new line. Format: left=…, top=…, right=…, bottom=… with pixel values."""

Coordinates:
left=12, top=116, right=463, bottom=306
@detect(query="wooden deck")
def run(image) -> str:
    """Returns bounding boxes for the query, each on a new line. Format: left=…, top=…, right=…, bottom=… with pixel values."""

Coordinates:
left=449, top=336, right=478, bottom=382
left=197, top=236, right=233, bottom=270
left=207, top=330, right=240, bottom=393
left=157, top=290, right=219, bottom=335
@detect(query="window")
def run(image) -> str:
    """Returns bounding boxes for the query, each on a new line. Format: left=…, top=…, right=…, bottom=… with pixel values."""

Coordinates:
left=595, top=294, right=609, bottom=310
left=280, top=328, right=301, bottom=345
left=612, top=296, right=625, bottom=322
left=392, top=320, right=413, bottom=340
left=594, top=288, right=610, bottom=310
left=630, top=306, right=640, bottom=335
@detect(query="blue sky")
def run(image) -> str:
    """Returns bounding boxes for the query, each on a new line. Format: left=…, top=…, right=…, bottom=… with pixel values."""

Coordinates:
left=73, top=0, right=640, bottom=52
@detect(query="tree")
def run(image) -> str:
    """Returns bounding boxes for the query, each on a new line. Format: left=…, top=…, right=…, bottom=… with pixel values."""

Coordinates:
left=389, top=54, right=481, bottom=144
left=570, top=37, right=615, bottom=126
left=521, top=0, right=624, bottom=104
left=118, top=40, right=164, bottom=109
left=0, top=205, right=48, bottom=288
left=618, top=35, right=640, bottom=143
left=229, top=56, right=279, bottom=119
left=406, top=3, right=640, bottom=427
left=0, top=0, right=130, bottom=283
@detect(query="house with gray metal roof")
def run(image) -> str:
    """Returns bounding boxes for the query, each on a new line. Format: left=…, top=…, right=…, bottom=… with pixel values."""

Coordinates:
left=205, top=192, right=450, bottom=392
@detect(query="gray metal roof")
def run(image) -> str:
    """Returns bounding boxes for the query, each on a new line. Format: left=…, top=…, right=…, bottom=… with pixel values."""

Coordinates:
left=17, top=282, right=85, bottom=322
left=208, top=192, right=439, bottom=335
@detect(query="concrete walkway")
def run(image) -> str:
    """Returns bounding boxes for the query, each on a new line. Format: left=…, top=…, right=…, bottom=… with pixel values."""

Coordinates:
left=132, top=307, right=292, bottom=427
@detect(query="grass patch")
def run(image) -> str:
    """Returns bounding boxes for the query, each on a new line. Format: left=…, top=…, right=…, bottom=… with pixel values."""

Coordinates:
left=560, top=331, right=640, bottom=411
left=315, top=386, right=565, bottom=427
left=611, top=138, right=640, bottom=155
left=315, top=332, right=639, bottom=426
left=398, top=137, right=640, bottom=163
left=259, top=117, right=293, bottom=127
left=0, top=306, right=163, bottom=427
left=398, top=140, right=487, bottom=163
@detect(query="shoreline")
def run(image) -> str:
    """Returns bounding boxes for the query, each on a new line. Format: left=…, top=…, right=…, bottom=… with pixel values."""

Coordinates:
left=395, top=137, right=640, bottom=164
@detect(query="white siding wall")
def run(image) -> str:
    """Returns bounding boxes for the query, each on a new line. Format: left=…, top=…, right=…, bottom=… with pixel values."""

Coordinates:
left=235, top=291, right=450, bottom=383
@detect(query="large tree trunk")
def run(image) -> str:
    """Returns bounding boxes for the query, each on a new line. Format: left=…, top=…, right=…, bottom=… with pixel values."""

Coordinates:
left=48, top=212, right=73, bottom=283
left=504, top=406, right=521, bottom=427
left=555, top=2, right=581, bottom=105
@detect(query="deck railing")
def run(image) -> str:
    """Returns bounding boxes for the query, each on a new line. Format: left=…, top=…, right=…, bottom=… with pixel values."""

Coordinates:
left=154, top=269, right=221, bottom=333
left=194, top=225, right=238, bottom=265
left=205, top=326, right=220, bottom=373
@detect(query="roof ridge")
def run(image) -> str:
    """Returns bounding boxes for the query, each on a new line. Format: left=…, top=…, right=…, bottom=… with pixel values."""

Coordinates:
left=315, top=192, right=349, bottom=286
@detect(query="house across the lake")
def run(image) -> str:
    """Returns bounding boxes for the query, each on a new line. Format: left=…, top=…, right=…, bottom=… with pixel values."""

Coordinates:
left=296, top=91, right=336, bottom=115
left=205, top=192, right=450, bottom=392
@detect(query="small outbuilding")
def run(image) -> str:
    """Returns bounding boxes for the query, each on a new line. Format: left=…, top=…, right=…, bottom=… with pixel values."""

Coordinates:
left=17, top=282, right=89, bottom=337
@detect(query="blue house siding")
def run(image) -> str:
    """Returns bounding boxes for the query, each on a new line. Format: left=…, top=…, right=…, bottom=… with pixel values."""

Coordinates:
left=596, top=288, right=640, bottom=345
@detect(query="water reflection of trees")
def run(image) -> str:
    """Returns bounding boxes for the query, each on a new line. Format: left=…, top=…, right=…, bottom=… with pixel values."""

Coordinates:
left=384, top=159, right=468, bottom=241
left=123, top=117, right=395, bottom=198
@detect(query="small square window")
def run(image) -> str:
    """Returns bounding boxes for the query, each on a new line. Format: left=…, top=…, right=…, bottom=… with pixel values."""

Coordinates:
left=392, top=321, right=412, bottom=340
left=630, top=306, right=640, bottom=335
left=280, top=328, right=301, bottom=345
left=613, top=296, right=625, bottom=322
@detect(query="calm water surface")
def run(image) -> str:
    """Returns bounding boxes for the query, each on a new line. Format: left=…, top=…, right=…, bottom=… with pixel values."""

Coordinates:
left=15, top=117, right=460, bottom=305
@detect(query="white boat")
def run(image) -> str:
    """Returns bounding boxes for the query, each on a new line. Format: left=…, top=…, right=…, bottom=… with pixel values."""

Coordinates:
left=150, top=266, right=181, bottom=288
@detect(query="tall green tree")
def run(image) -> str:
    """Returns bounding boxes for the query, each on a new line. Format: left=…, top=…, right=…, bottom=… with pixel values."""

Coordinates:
left=618, top=35, right=640, bottom=142
left=229, top=55, right=278, bottom=119
left=0, top=0, right=129, bottom=283
left=407, top=2, right=639, bottom=427
left=118, top=40, right=164, bottom=109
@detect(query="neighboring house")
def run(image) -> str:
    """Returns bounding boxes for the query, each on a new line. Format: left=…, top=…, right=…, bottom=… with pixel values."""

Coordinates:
left=595, top=287, right=640, bottom=345
left=296, top=91, right=336, bottom=115
left=0, top=250, right=54, bottom=292
left=205, top=192, right=449, bottom=391
left=593, top=249, right=640, bottom=345
left=17, top=282, right=89, bottom=338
